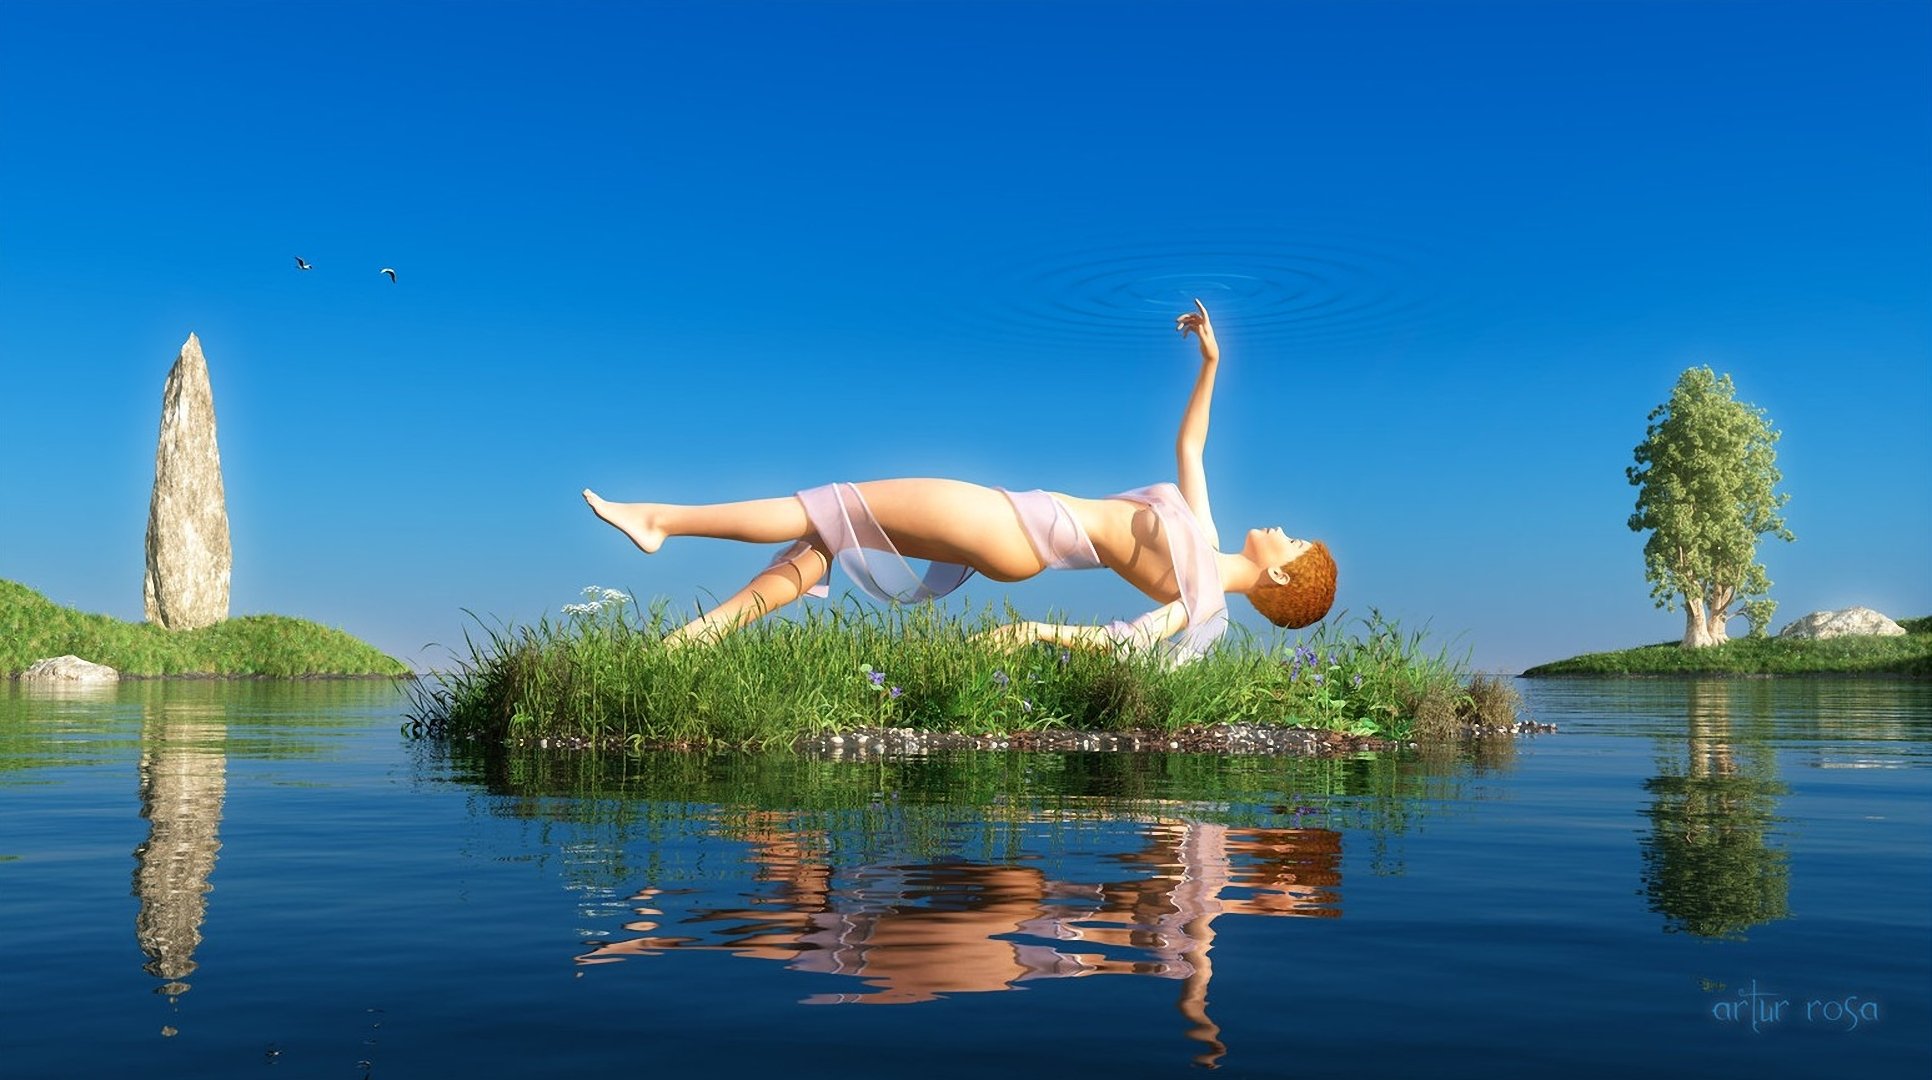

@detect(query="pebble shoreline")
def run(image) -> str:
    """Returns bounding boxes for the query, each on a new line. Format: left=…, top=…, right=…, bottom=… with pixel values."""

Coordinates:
left=514, top=721, right=1559, bottom=754
left=785, top=719, right=1557, bottom=757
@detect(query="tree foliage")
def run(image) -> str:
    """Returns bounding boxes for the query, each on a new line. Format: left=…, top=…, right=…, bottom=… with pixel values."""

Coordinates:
left=1627, top=367, right=1793, bottom=647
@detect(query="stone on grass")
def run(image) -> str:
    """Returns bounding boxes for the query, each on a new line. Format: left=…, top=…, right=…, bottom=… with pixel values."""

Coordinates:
left=144, top=333, right=232, bottom=630
left=1776, top=606, right=1906, bottom=641
left=19, top=655, right=120, bottom=683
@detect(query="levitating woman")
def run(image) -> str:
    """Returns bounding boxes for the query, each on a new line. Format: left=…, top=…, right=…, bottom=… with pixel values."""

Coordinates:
left=584, top=301, right=1336, bottom=655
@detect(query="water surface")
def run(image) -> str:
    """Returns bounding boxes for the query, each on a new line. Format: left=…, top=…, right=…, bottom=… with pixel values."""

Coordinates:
left=1, top=678, right=1926, bottom=1077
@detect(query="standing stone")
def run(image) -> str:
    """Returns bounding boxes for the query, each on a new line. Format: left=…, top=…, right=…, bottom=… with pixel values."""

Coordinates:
left=144, top=333, right=231, bottom=629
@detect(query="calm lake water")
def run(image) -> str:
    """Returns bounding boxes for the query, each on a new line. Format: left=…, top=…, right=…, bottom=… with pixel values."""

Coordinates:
left=1, top=678, right=1926, bottom=1078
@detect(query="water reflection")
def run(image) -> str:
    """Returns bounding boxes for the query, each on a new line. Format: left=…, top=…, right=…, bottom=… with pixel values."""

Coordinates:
left=131, top=695, right=227, bottom=999
left=436, top=735, right=1517, bottom=1066
left=1639, top=680, right=1790, bottom=940
left=5, top=678, right=1926, bottom=1077
left=579, top=812, right=1341, bottom=1067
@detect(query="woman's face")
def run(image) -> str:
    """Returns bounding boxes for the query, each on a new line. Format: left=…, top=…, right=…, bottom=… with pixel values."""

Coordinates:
left=1244, top=526, right=1311, bottom=570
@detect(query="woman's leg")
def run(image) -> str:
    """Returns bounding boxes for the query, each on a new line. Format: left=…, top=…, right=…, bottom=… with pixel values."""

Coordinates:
left=582, top=488, right=812, bottom=554
left=584, top=479, right=1049, bottom=580
left=664, top=542, right=830, bottom=647
left=852, top=478, right=1047, bottom=581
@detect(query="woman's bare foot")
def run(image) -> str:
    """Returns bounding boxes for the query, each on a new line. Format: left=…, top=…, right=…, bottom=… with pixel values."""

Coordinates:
left=582, top=489, right=667, bottom=554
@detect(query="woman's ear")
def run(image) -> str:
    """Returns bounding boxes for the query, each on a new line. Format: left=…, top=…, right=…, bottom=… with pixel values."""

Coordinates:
left=1267, top=566, right=1291, bottom=586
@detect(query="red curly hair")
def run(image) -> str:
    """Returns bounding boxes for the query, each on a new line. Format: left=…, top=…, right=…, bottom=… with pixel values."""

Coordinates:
left=1245, top=540, right=1336, bottom=628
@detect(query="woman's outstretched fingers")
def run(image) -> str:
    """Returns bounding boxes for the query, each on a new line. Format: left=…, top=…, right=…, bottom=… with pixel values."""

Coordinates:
left=1177, top=300, right=1212, bottom=337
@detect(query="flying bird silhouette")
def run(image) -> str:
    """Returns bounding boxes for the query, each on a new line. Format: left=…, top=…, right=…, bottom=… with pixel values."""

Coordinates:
left=380, top=268, right=397, bottom=283
left=294, top=257, right=312, bottom=270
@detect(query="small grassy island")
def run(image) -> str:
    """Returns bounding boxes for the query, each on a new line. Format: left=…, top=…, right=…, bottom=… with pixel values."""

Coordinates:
left=1522, top=617, right=1932, bottom=677
left=1, top=578, right=409, bottom=678
left=411, top=596, right=1523, bottom=751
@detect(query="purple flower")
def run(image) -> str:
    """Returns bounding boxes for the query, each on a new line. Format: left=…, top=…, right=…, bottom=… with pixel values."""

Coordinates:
left=1312, top=673, right=1325, bottom=686
left=992, top=670, right=1010, bottom=688
left=889, top=686, right=903, bottom=699
left=867, top=670, right=886, bottom=686
left=1058, top=649, right=1071, bottom=666
left=1351, top=674, right=1364, bottom=688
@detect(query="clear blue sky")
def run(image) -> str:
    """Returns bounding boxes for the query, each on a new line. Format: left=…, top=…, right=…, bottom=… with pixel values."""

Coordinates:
left=3, top=0, right=1927, bottom=675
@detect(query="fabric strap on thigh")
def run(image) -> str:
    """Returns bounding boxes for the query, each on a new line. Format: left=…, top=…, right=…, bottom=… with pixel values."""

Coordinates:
left=774, top=482, right=977, bottom=603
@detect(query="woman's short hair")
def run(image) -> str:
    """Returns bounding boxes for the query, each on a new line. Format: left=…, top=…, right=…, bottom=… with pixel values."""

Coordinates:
left=1245, top=540, right=1336, bottom=628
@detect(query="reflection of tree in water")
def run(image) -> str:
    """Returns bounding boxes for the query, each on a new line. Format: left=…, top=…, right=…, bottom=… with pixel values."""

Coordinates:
left=578, top=812, right=1342, bottom=1068
left=1639, top=680, right=1789, bottom=940
left=131, top=702, right=227, bottom=998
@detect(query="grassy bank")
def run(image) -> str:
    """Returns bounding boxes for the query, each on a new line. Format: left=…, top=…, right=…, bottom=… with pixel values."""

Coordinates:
left=1522, top=617, right=1932, bottom=677
left=410, top=592, right=1519, bottom=749
left=1, top=578, right=410, bottom=677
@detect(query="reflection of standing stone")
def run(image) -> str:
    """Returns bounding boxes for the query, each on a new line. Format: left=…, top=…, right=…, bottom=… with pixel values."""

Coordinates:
left=133, top=715, right=226, bottom=997
left=144, top=334, right=231, bottom=629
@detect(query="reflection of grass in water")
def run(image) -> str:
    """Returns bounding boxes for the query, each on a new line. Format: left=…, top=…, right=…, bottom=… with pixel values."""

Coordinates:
left=1, top=677, right=411, bottom=778
left=411, top=597, right=1508, bottom=748
left=0, top=578, right=409, bottom=677
left=432, top=730, right=1518, bottom=880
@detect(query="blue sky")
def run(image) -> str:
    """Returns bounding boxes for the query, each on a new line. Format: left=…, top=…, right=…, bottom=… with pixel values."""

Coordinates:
left=3, top=0, right=1927, bottom=675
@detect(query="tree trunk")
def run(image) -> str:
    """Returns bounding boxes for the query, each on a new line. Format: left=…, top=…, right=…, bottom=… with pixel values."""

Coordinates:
left=1682, top=597, right=1721, bottom=648
left=1705, top=583, right=1736, bottom=646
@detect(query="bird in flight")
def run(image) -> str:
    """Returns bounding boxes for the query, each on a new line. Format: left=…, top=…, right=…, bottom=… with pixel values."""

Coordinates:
left=380, top=268, right=397, bottom=283
left=294, top=257, right=313, bottom=271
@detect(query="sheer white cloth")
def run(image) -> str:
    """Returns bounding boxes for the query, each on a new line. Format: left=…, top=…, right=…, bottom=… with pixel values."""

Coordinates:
left=766, top=481, right=1228, bottom=660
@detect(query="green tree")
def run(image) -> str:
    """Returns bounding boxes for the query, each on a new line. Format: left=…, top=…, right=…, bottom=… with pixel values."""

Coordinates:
left=1628, top=367, right=1793, bottom=648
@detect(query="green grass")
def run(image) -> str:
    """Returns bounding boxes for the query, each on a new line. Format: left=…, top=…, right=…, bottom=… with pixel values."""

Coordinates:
left=1522, top=618, right=1932, bottom=677
left=1, top=578, right=410, bottom=677
left=410, top=594, right=1518, bottom=749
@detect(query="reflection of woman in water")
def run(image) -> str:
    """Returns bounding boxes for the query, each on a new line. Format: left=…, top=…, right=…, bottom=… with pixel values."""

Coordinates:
left=579, top=813, right=1343, bottom=1067
left=584, top=301, right=1337, bottom=653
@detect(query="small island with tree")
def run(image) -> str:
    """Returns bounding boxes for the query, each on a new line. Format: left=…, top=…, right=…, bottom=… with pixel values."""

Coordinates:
left=1526, top=366, right=1927, bottom=677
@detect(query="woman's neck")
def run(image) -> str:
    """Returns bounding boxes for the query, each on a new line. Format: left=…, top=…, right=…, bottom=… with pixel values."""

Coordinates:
left=1215, top=550, right=1265, bottom=594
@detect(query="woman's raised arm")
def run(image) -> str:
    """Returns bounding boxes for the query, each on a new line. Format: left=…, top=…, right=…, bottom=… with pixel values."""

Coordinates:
left=1173, top=299, right=1222, bottom=550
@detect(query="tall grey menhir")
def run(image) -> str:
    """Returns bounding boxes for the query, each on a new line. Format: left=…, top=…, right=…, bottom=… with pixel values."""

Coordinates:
left=144, top=333, right=232, bottom=629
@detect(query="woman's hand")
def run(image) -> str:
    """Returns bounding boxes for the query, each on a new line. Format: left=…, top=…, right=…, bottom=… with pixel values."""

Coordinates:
left=1175, top=299, right=1219, bottom=364
left=974, top=622, right=1039, bottom=651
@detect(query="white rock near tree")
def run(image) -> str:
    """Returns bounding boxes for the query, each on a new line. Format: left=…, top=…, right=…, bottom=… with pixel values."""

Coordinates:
left=1776, top=606, right=1906, bottom=640
left=19, top=655, right=120, bottom=682
left=144, top=333, right=232, bottom=630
